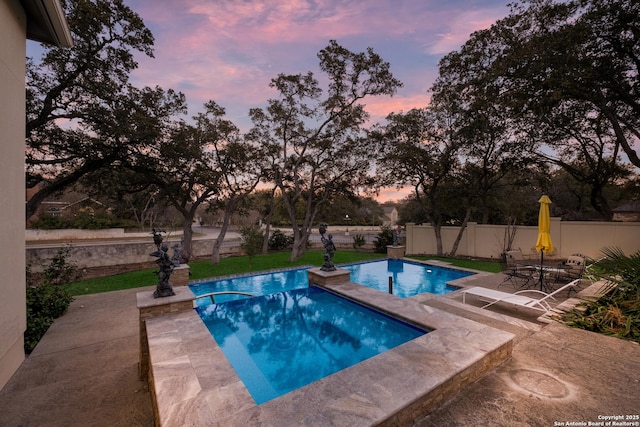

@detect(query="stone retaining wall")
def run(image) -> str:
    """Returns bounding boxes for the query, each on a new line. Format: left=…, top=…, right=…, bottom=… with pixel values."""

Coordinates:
left=26, top=238, right=242, bottom=273
left=25, top=228, right=182, bottom=241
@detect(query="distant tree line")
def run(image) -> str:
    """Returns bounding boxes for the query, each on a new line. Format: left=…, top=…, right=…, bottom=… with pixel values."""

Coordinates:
left=26, top=0, right=639, bottom=261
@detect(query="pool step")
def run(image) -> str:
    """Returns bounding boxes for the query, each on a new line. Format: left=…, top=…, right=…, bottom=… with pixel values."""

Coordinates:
left=413, top=294, right=542, bottom=343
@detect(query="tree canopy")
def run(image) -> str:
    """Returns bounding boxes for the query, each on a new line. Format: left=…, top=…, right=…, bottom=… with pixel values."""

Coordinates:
left=248, top=40, right=403, bottom=260
left=26, top=0, right=639, bottom=263
left=26, top=0, right=165, bottom=220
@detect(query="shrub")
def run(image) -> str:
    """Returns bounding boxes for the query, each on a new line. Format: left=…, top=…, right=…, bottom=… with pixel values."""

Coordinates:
left=24, top=247, right=76, bottom=353
left=241, top=225, right=264, bottom=265
left=268, top=229, right=294, bottom=251
left=373, top=226, right=394, bottom=253
left=25, top=284, right=74, bottom=353
left=562, top=247, right=640, bottom=343
left=71, top=211, right=121, bottom=229
left=44, top=246, right=81, bottom=286
left=30, top=215, right=71, bottom=229
left=352, top=234, right=366, bottom=250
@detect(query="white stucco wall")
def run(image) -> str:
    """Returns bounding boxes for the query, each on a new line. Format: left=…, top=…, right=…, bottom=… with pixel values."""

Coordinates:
left=0, top=0, right=28, bottom=390
left=405, top=220, right=640, bottom=261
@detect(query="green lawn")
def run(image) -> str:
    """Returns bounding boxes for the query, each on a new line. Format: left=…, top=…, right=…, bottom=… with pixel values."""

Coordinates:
left=62, top=251, right=502, bottom=296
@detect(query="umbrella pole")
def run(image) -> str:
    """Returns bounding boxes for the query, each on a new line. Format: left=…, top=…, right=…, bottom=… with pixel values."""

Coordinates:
left=539, top=250, right=544, bottom=291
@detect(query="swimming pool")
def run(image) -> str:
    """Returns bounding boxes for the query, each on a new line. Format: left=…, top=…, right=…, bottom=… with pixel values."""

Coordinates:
left=189, top=259, right=472, bottom=302
left=343, top=259, right=473, bottom=298
left=190, top=268, right=309, bottom=304
left=195, top=286, right=427, bottom=404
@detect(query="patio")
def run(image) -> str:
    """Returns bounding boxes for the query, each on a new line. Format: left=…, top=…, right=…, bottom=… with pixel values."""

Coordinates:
left=0, top=272, right=638, bottom=426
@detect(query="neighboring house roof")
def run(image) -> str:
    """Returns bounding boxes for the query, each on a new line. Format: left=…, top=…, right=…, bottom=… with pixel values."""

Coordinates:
left=61, top=197, right=107, bottom=211
left=383, top=206, right=397, bottom=214
left=612, top=201, right=640, bottom=213
left=21, top=0, right=73, bottom=47
left=40, top=190, right=109, bottom=209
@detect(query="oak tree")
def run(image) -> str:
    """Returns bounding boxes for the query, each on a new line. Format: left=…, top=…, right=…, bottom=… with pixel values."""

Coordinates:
left=248, top=41, right=403, bottom=261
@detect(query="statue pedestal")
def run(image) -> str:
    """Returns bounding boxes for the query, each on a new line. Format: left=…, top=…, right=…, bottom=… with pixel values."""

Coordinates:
left=172, top=264, right=190, bottom=286
left=387, top=245, right=406, bottom=259
left=307, top=267, right=351, bottom=288
left=137, top=287, right=194, bottom=380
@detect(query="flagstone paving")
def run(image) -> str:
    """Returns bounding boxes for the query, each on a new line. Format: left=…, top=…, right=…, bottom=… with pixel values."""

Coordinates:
left=1, top=275, right=638, bottom=426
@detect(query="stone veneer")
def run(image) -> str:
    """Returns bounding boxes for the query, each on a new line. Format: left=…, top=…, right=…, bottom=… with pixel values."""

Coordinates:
left=171, top=264, right=190, bottom=287
left=307, top=267, right=350, bottom=287
left=140, top=273, right=515, bottom=426
left=386, top=245, right=406, bottom=259
left=137, top=288, right=195, bottom=381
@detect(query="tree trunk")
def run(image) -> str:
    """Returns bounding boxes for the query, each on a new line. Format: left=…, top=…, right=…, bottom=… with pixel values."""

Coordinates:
left=262, top=221, right=272, bottom=254
left=262, top=189, right=276, bottom=254
left=481, top=208, right=490, bottom=225
left=433, top=224, right=444, bottom=256
left=290, top=231, right=308, bottom=261
left=590, top=186, right=613, bottom=221
left=279, top=187, right=305, bottom=262
left=449, top=208, right=472, bottom=256
left=211, top=237, right=223, bottom=265
left=278, top=182, right=319, bottom=262
left=289, top=209, right=317, bottom=261
left=181, top=218, right=194, bottom=263
left=211, top=199, right=237, bottom=264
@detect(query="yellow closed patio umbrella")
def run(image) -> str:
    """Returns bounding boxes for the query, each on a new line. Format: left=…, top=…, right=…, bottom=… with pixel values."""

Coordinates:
left=535, top=195, right=553, bottom=290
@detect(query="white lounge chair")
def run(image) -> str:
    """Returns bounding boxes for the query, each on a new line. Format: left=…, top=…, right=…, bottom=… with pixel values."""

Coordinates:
left=461, top=279, right=581, bottom=312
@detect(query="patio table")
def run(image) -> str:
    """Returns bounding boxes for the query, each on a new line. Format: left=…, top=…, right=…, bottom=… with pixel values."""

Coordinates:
left=523, top=263, right=572, bottom=292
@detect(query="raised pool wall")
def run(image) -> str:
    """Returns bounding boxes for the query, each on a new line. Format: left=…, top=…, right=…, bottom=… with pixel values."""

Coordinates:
left=137, top=266, right=514, bottom=426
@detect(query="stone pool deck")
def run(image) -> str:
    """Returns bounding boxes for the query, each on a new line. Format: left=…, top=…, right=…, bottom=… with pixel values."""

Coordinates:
left=143, top=280, right=514, bottom=426
left=1, top=273, right=639, bottom=426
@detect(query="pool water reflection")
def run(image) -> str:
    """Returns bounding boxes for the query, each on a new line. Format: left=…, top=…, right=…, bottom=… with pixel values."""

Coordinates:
left=190, top=260, right=473, bottom=305
left=344, top=259, right=472, bottom=297
left=195, top=286, right=427, bottom=404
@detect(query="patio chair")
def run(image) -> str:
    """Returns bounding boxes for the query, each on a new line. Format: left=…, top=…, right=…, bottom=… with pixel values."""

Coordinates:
left=461, top=279, right=581, bottom=313
left=553, top=254, right=586, bottom=290
left=553, top=254, right=586, bottom=282
left=498, top=250, right=537, bottom=289
left=505, top=249, right=537, bottom=262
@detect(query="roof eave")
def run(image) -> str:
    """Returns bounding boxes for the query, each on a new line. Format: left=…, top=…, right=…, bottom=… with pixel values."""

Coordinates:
left=22, top=0, right=73, bottom=48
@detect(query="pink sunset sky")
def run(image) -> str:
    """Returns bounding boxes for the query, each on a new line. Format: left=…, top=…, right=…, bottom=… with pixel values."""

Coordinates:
left=28, top=0, right=513, bottom=201
left=124, top=0, right=510, bottom=121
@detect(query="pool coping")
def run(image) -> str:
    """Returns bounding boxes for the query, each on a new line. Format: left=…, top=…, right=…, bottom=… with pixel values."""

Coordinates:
left=143, top=274, right=515, bottom=426
left=189, top=258, right=483, bottom=297
left=188, top=265, right=315, bottom=286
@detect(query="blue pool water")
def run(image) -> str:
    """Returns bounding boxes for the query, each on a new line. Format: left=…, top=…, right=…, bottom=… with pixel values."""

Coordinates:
left=195, top=286, right=427, bottom=404
left=190, top=268, right=309, bottom=304
left=343, top=259, right=472, bottom=298
left=189, top=260, right=472, bottom=303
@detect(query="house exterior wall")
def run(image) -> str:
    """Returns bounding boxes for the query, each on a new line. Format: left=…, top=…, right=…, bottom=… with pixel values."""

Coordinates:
left=0, top=0, right=28, bottom=390
left=405, top=219, right=640, bottom=261
left=1, top=0, right=71, bottom=391
left=382, top=207, right=398, bottom=226
left=613, top=212, right=640, bottom=222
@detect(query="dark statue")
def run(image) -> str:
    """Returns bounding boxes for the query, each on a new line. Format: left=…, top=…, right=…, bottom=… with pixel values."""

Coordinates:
left=150, top=228, right=175, bottom=298
left=393, top=225, right=402, bottom=247
left=318, top=223, right=337, bottom=271
left=171, top=239, right=183, bottom=266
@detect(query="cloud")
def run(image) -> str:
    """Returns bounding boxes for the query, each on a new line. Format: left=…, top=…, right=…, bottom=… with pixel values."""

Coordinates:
left=420, top=7, right=508, bottom=55
left=125, top=0, right=510, bottom=124
left=364, top=93, right=430, bottom=123
left=377, top=186, right=412, bottom=203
